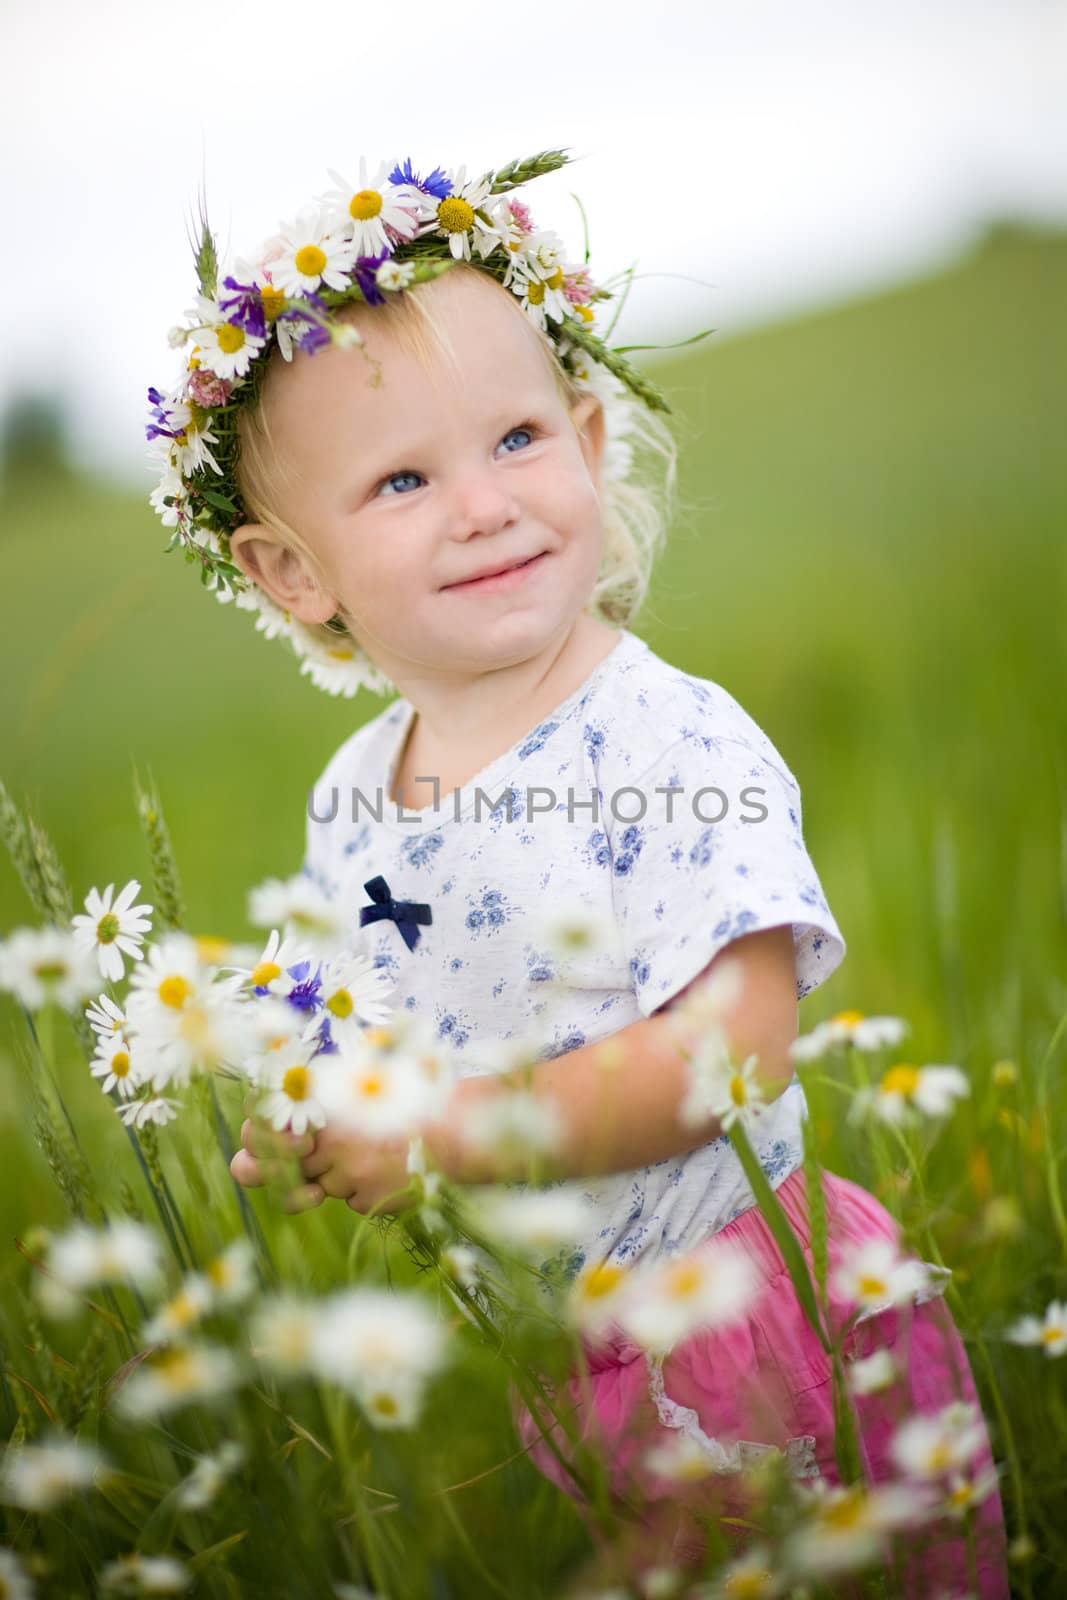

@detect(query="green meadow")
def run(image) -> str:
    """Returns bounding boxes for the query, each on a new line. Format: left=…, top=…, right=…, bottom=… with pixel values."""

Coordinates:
left=1, top=220, right=1064, bottom=1594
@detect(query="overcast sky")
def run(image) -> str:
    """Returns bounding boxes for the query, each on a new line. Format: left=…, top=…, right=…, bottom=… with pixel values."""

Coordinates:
left=2, top=0, right=1064, bottom=486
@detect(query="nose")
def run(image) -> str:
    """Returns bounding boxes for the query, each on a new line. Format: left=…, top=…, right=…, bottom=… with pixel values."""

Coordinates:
left=446, top=460, right=522, bottom=542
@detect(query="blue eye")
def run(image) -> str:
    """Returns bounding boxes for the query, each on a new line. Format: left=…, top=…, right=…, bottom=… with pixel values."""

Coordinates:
left=375, top=422, right=539, bottom=497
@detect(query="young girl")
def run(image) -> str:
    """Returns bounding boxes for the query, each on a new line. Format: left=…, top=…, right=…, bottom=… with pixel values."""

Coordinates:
left=151, top=150, right=1009, bottom=1594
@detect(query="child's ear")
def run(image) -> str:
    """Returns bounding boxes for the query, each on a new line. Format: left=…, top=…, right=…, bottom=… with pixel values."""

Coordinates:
left=569, top=392, right=606, bottom=493
left=229, top=524, right=337, bottom=625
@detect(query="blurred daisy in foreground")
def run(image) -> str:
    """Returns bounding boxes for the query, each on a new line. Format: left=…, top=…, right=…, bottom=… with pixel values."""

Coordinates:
left=258, top=1044, right=330, bottom=1137
left=468, top=1186, right=593, bottom=1255
left=790, top=1011, right=908, bottom=1063
left=203, top=1237, right=257, bottom=1307
left=142, top=1276, right=215, bottom=1345
left=45, top=1219, right=163, bottom=1299
left=0, top=926, right=97, bottom=1013
left=0, top=1548, right=33, bottom=1600
left=116, top=1094, right=181, bottom=1130
left=317, top=949, right=396, bottom=1034
left=175, top=1440, right=245, bottom=1512
left=849, top=1062, right=971, bottom=1128
left=846, top=1347, right=899, bottom=1396
left=71, top=879, right=153, bottom=982
left=0, top=1433, right=106, bottom=1511
left=697, top=1545, right=784, bottom=1597
left=614, top=1245, right=758, bottom=1356
left=782, top=1477, right=935, bottom=1580
left=99, top=1552, right=192, bottom=1595
left=248, top=873, right=353, bottom=956
left=309, top=1289, right=449, bottom=1429
left=890, top=1400, right=990, bottom=1481
left=250, top=1295, right=318, bottom=1375
left=85, top=992, right=130, bottom=1043
left=832, top=1237, right=934, bottom=1314
left=114, top=1344, right=241, bottom=1420
left=458, top=1087, right=563, bottom=1165
left=679, top=1034, right=765, bottom=1134
left=1005, top=1298, right=1067, bottom=1356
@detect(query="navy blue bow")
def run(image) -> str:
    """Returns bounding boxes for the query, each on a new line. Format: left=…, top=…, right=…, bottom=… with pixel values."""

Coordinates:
left=358, top=875, right=432, bottom=952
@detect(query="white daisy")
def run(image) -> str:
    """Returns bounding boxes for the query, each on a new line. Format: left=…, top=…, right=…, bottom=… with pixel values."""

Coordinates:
left=146, top=385, right=223, bottom=478
left=376, top=259, right=416, bottom=293
left=314, top=1031, right=434, bottom=1139
left=423, top=165, right=497, bottom=262
left=258, top=1043, right=329, bottom=1137
left=940, top=1462, right=1004, bottom=1521
left=468, top=1185, right=594, bottom=1254
left=100, top=1553, right=192, bottom=1595
left=244, top=994, right=311, bottom=1087
left=507, top=234, right=575, bottom=331
left=142, top=1275, right=215, bottom=1345
left=615, top=1245, right=759, bottom=1356
left=790, top=1011, right=908, bottom=1063
left=566, top=1257, right=636, bottom=1341
left=317, top=949, right=395, bottom=1033
left=0, top=1547, right=34, bottom=1600
left=46, top=1219, right=163, bottom=1294
left=697, top=1546, right=783, bottom=1596
left=249, top=1295, right=318, bottom=1375
left=846, top=1347, right=899, bottom=1395
left=113, top=1343, right=240, bottom=1420
left=175, top=1440, right=244, bottom=1512
left=228, top=928, right=311, bottom=998
left=831, top=1237, right=933, bottom=1314
left=116, top=1094, right=181, bottom=1130
left=0, top=1434, right=105, bottom=1511
left=0, top=926, right=98, bottom=1013
left=71, top=879, right=153, bottom=983
left=1006, top=1297, right=1067, bottom=1356
left=851, top=1062, right=971, bottom=1127
left=890, top=1400, right=989, bottom=1481
left=782, top=1478, right=935, bottom=1580
left=85, top=992, right=129, bottom=1043
left=309, top=1288, right=448, bottom=1428
left=127, top=979, right=249, bottom=1090
left=294, top=624, right=389, bottom=698
left=267, top=209, right=357, bottom=297
left=641, top=1429, right=718, bottom=1484
left=90, top=1037, right=143, bottom=1098
left=148, top=463, right=186, bottom=527
left=679, top=1037, right=766, bottom=1134
left=458, top=1087, right=563, bottom=1163
left=189, top=297, right=266, bottom=382
left=319, top=158, right=421, bottom=255
left=202, top=1237, right=257, bottom=1306
left=247, top=872, right=352, bottom=956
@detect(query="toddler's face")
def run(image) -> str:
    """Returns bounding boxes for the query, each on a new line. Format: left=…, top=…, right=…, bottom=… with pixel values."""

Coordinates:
left=231, top=267, right=606, bottom=687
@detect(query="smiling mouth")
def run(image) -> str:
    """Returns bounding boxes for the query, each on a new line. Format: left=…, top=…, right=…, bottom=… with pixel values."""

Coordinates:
left=443, top=552, right=548, bottom=589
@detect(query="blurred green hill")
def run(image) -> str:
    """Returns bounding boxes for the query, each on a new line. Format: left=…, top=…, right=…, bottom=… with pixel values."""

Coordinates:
left=2, top=219, right=1065, bottom=1059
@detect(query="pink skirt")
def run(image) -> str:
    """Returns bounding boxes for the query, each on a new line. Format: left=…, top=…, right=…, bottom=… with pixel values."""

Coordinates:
left=511, top=1164, right=1010, bottom=1597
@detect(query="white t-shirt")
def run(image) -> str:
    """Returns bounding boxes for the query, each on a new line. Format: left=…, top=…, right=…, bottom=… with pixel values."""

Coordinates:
left=301, top=627, right=846, bottom=1277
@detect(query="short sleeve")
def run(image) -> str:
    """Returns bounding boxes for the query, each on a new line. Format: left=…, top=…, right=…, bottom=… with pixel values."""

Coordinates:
left=607, top=734, right=846, bottom=1015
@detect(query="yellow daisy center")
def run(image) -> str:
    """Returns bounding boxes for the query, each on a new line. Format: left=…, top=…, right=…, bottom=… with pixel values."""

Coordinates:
left=251, top=961, right=282, bottom=987
left=370, top=1391, right=398, bottom=1418
left=927, top=1441, right=954, bottom=1472
left=95, top=912, right=120, bottom=944
left=327, top=989, right=353, bottom=1018
left=947, top=1481, right=974, bottom=1509
left=575, top=304, right=595, bottom=324
left=1041, top=1324, right=1065, bottom=1344
left=358, top=1074, right=384, bottom=1098
left=294, top=244, right=327, bottom=278
left=832, top=1009, right=865, bottom=1028
left=169, top=1289, right=201, bottom=1327
left=206, top=1257, right=230, bottom=1287
left=283, top=1066, right=310, bottom=1102
left=822, top=1487, right=867, bottom=1529
left=327, top=647, right=354, bottom=662
left=34, top=961, right=69, bottom=983
left=215, top=324, right=245, bottom=355
left=155, top=1347, right=197, bottom=1390
left=111, top=1051, right=131, bottom=1078
left=729, top=1073, right=748, bottom=1106
left=526, top=280, right=545, bottom=305
left=725, top=1573, right=775, bottom=1598
left=259, top=284, right=286, bottom=321
left=579, top=1262, right=626, bottom=1300
left=437, top=196, right=474, bottom=234
left=179, top=1007, right=212, bottom=1045
left=195, top=936, right=230, bottom=964
left=365, top=1027, right=394, bottom=1050
left=545, top=266, right=564, bottom=290
left=881, top=1063, right=921, bottom=1098
left=664, top=1261, right=704, bottom=1300
left=158, top=975, right=191, bottom=1009
left=858, top=1274, right=888, bottom=1299
left=349, top=189, right=383, bottom=221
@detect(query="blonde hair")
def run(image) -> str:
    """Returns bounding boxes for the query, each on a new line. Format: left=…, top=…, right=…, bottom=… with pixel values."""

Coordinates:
left=234, top=262, right=680, bottom=686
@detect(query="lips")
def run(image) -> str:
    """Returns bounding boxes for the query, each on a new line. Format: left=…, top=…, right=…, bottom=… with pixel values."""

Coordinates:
left=445, top=552, right=544, bottom=587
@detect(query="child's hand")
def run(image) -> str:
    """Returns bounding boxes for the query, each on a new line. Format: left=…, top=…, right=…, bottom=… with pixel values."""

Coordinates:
left=298, top=1125, right=418, bottom=1218
left=230, top=1119, right=324, bottom=1213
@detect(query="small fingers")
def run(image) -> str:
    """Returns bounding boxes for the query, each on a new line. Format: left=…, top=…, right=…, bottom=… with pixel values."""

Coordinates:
left=240, top=1116, right=315, bottom=1160
left=284, top=1183, right=325, bottom=1213
left=230, top=1149, right=265, bottom=1188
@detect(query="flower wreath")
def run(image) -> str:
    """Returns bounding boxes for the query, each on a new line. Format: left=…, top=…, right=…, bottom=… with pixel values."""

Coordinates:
left=146, top=148, right=701, bottom=697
